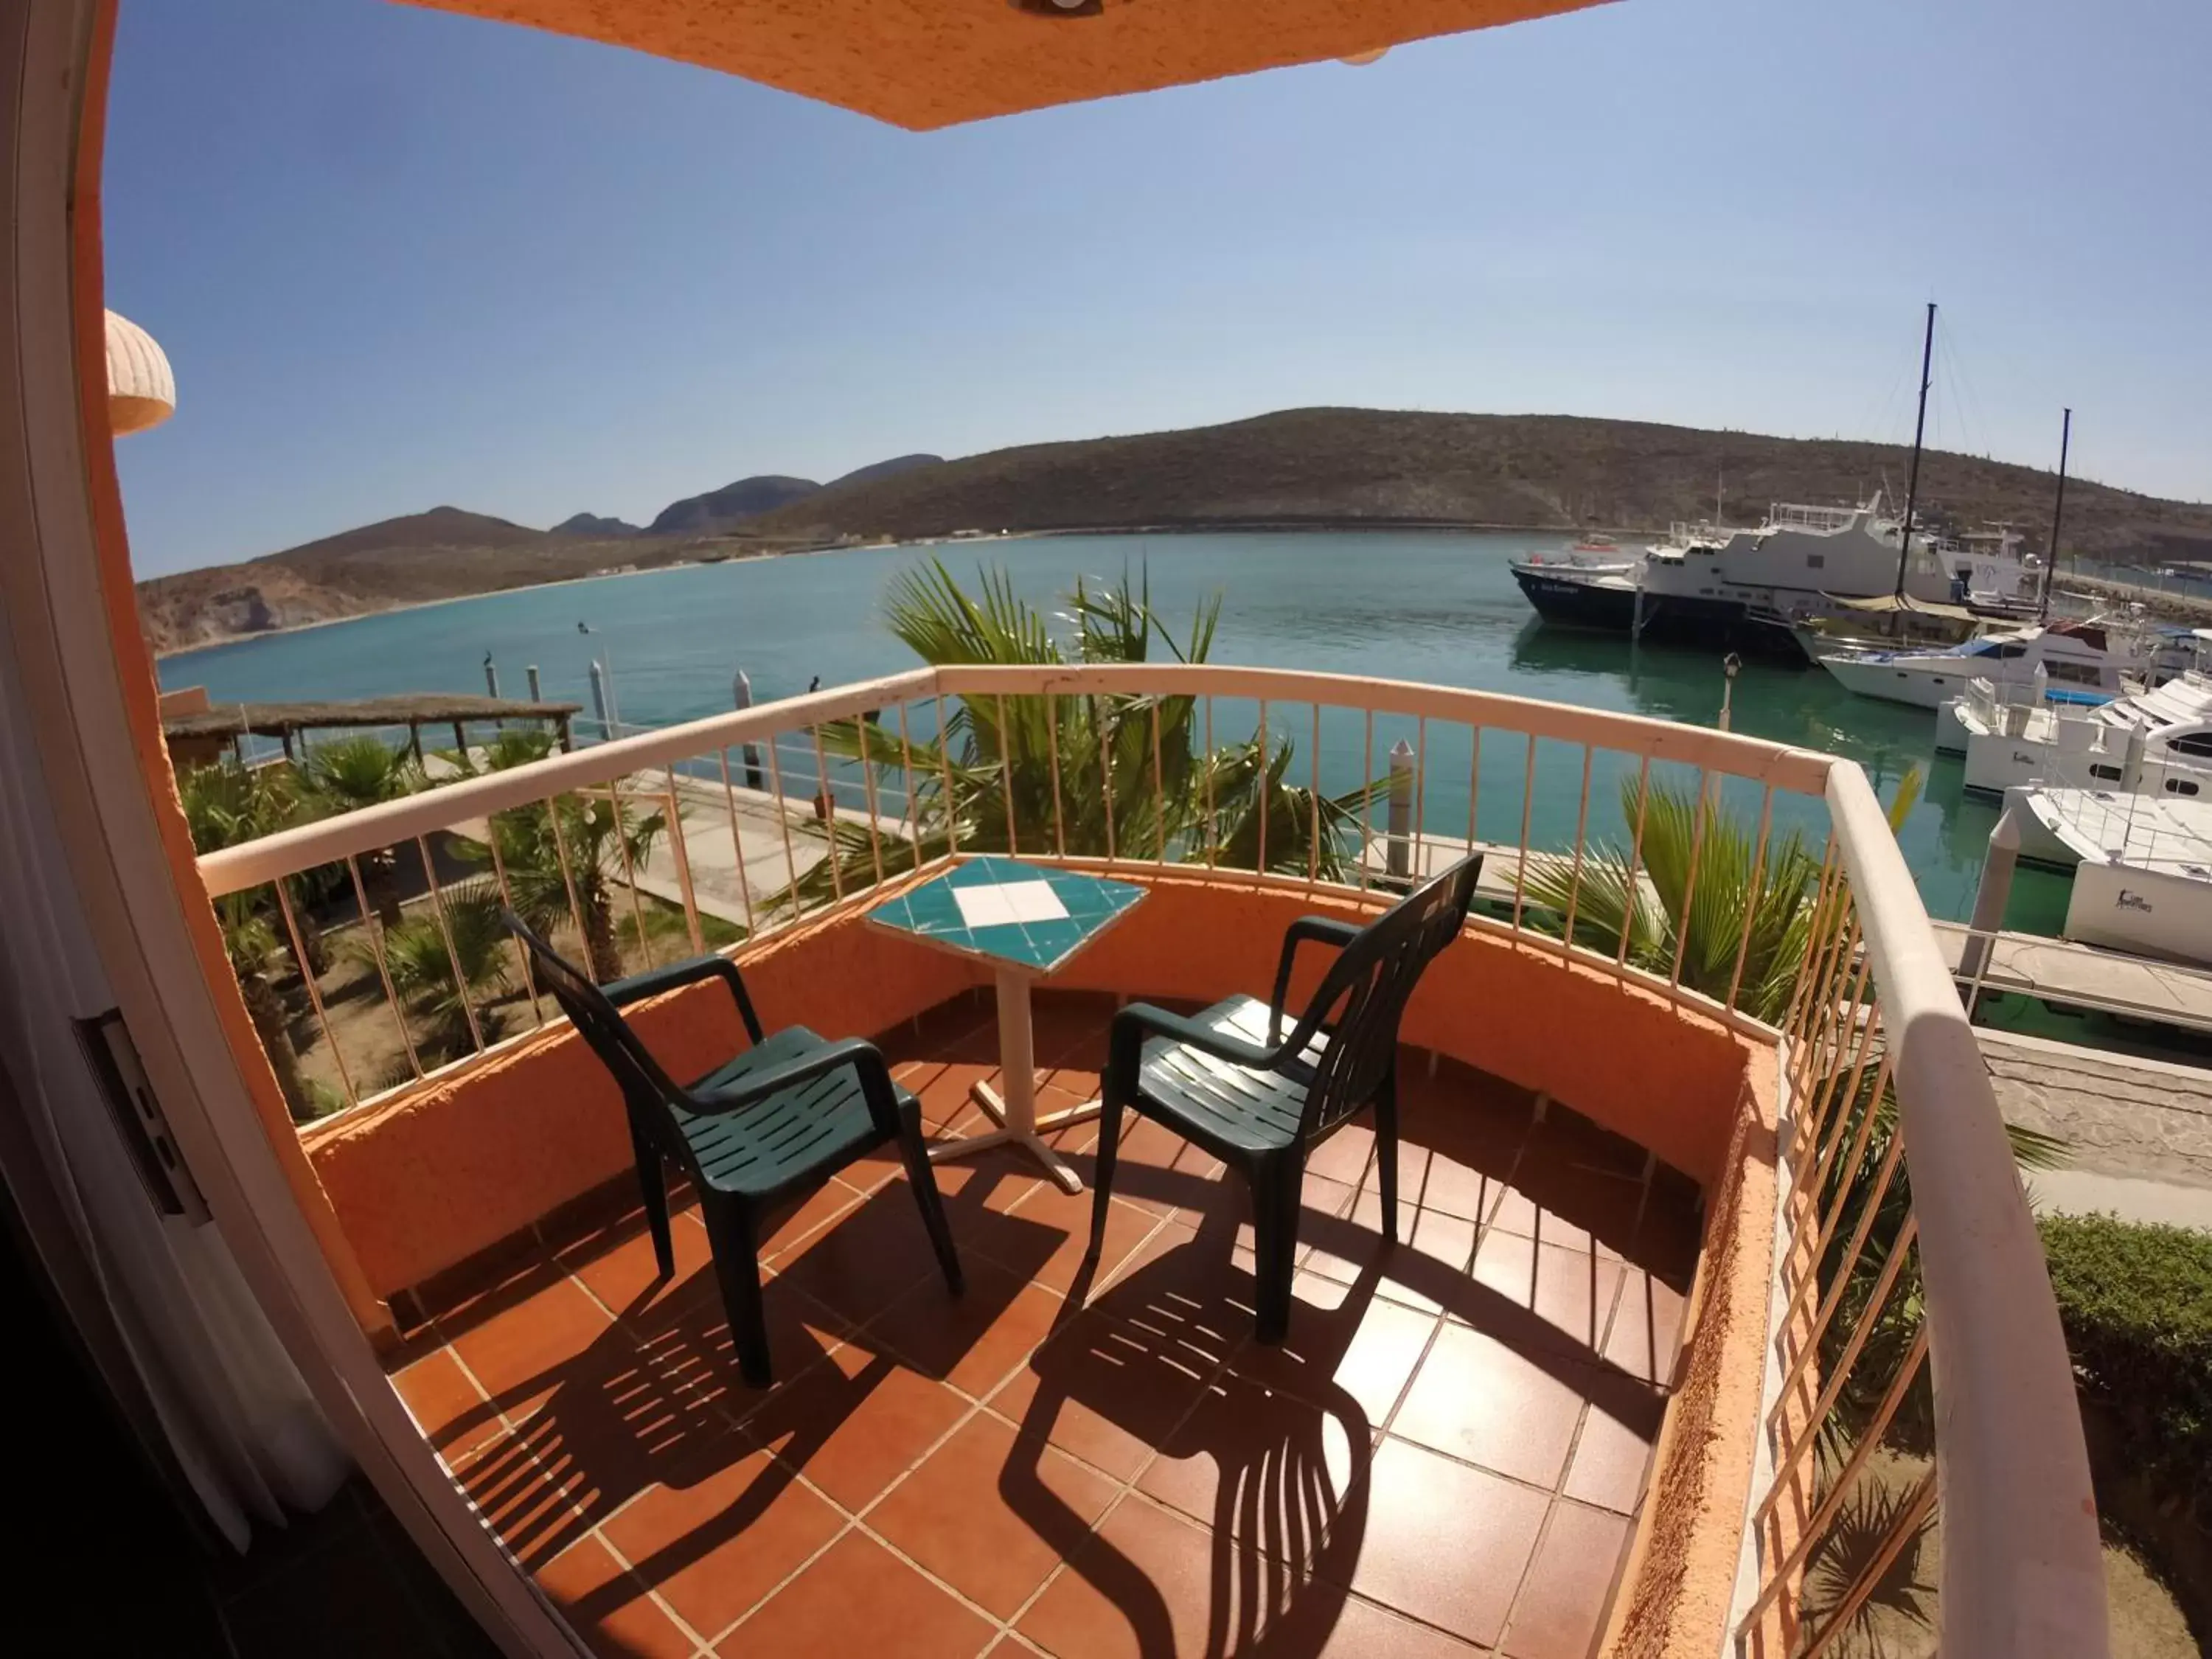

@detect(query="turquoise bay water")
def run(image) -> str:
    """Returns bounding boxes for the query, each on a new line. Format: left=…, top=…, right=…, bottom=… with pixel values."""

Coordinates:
left=158, top=530, right=2064, bottom=931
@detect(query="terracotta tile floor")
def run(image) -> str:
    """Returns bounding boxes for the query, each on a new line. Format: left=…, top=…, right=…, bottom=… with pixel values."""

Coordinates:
left=386, top=991, right=1697, bottom=1658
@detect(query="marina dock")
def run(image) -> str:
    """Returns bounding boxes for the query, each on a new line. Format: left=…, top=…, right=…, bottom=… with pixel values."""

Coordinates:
left=1932, top=919, right=2212, bottom=1034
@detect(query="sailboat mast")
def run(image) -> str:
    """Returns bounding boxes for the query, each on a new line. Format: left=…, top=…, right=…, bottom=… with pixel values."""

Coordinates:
left=2040, top=406, right=2072, bottom=622
left=1892, top=300, right=1937, bottom=602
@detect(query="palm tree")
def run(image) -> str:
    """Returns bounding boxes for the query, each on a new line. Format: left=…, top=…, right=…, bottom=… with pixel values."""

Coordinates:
left=1521, top=774, right=1823, bottom=1023
left=370, top=879, right=513, bottom=1063
left=178, top=759, right=318, bottom=1119
left=299, top=735, right=422, bottom=928
left=451, top=727, right=666, bottom=981
left=794, top=562, right=1371, bottom=907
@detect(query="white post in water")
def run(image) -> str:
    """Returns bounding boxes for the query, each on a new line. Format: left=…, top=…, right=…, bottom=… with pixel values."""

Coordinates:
left=588, top=661, right=611, bottom=740
left=1718, top=651, right=1741, bottom=732
left=483, top=654, right=499, bottom=699
left=1386, top=739, right=1415, bottom=882
left=734, top=668, right=764, bottom=790
left=525, top=664, right=541, bottom=703
left=1958, top=799, right=2023, bottom=1012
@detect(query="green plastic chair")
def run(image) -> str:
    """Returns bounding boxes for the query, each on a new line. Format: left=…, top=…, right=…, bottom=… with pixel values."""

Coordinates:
left=505, top=912, right=962, bottom=1386
left=1084, top=852, right=1483, bottom=1343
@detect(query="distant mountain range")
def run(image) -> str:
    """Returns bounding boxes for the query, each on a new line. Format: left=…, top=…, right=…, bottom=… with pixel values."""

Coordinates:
left=551, top=512, right=639, bottom=538
left=134, top=411, right=2212, bottom=656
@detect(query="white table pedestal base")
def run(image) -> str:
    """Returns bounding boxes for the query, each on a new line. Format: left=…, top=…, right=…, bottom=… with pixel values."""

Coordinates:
left=926, top=967, right=1104, bottom=1194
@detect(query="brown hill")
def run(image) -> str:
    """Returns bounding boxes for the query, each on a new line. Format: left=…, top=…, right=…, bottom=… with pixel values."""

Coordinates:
left=748, top=408, right=2212, bottom=560
left=136, top=507, right=676, bottom=654
left=137, top=410, right=2212, bottom=655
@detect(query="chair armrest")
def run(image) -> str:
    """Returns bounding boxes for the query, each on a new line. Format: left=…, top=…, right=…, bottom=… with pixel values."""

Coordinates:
left=686, top=1036, right=898, bottom=1131
left=1106, top=1001, right=1284, bottom=1105
left=605, top=954, right=765, bottom=1043
left=1268, top=916, right=1363, bottom=1044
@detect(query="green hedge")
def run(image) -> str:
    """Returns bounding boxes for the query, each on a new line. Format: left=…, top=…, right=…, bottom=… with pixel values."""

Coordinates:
left=2039, top=1213, right=2212, bottom=1526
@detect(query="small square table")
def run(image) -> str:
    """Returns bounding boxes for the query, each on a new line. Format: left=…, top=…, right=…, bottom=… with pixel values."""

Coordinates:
left=866, top=856, right=1147, bottom=1193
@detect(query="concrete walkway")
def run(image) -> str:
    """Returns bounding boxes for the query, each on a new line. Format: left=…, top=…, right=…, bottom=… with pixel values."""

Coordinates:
left=1980, top=1028, right=2212, bottom=1228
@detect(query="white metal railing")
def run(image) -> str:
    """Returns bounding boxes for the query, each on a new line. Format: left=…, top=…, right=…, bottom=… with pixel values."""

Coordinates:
left=189, top=662, right=2104, bottom=1654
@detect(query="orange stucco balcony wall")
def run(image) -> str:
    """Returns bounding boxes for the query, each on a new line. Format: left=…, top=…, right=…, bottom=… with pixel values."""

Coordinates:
left=302, top=871, right=1760, bottom=1310
left=300, top=870, right=1782, bottom=1658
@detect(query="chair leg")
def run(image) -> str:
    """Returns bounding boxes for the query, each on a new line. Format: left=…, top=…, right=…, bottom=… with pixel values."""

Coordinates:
left=700, top=1198, right=773, bottom=1389
left=1085, top=1095, right=1125, bottom=1261
left=1251, top=1155, right=1303, bottom=1345
left=1375, top=1069, right=1402, bottom=1249
left=893, top=1111, right=964, bottom=1295
left=629, top=1116, right=675, bottom=1279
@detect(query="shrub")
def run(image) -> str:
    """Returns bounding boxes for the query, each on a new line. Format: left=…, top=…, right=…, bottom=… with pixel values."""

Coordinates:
left=2039, top=1212, right=2212, bottom=1528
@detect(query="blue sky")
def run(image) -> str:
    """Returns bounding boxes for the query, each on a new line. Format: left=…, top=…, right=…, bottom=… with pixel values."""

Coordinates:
left=105, top=0, right=2212, bottom=576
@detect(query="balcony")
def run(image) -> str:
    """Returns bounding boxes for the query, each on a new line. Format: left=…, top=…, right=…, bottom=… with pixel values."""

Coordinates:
left=192, top=664, right=2103, bottom=1658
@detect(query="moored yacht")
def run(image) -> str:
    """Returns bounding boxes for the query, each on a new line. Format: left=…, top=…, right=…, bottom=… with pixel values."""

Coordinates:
left=1818, top=616, right=2154, bottom=710
left=1942, top=630, right=2212, bottom=791
left=1508, top=493, right=2036, bottom=652
left=2003, top=783, right=2212, bottom=965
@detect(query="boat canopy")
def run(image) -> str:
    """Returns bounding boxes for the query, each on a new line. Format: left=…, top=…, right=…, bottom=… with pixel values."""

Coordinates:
left=1829, top=593, right=1980, bottom=621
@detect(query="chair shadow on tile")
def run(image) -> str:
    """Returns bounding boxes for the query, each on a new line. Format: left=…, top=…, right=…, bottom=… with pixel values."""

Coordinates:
left=443, top=1177, right=1065, bottom=1621
left=1001, top=1215, right=1385, bottom=1658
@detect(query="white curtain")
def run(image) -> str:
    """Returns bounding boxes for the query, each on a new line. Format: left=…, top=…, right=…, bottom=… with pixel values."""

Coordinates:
left=0, top=633, right=349, bottom=1551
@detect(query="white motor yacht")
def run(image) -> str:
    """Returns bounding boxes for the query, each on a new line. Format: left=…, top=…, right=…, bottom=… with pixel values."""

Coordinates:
left=2003, top=783, right=2212, bottom=966
left=1942, top=630, right=2212, bottom=791
left=1510, top=493, right=2036, bottom=652
left=1819, top=616, right=2152, bottom=711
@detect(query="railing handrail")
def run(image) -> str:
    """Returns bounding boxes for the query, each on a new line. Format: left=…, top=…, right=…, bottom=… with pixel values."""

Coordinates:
left=198, top=662, right=1835, bottom=897
left=195, top=669, right=939, bottom=897
left=1825, top=761, right=2108, bottom=1652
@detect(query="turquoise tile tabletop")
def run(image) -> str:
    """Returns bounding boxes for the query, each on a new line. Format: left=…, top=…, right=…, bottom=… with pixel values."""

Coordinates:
left=866, top=856, right=1146, bottom=974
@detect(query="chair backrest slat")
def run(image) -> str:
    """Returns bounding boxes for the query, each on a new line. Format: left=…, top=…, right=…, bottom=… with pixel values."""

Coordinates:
left=503, top=911, right=697, bottom=1171
left=1290, top=853, right=1482, bottom=1141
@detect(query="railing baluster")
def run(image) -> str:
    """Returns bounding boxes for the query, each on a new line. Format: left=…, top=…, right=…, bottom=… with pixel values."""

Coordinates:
left=1769, top=1129, right=1913, bottom=1429
left=274, top=878, right=355, bottom=1110
left=936, top=693, right=961, bottom=860
left=1465, top=725, right=1481, bottom=856
left=856, top=728, right=887, bottom=892
left=764, top=733, right=802, bottom=924
left=1307, top=703, right=1321, bottom=891
left=1724, top=782, right=1777, bottom=1013
left=1046, top=693, right=1066, bottom=860
left=1796, top=1472, right=1938, bottom=1659
left=1561, top=743, right=1593, bottom=956
left=995, top=693, right=1019, bottom=855
left=348, top=853, right=422, bottom=1080
left=1256, top=698, right=1270, bottom=874
left=1778, top=1048, right=1895, bottom=1352
left=714, top=749, right=760, bottom=939
left=1413, top=715, right=1427, bottom=883
left=1100, top=692, right=1118, bottom=864
left=1788, top=912, right=1861, bottom=1107
left=1669, top=768, right=1712, bottom=990
left=663, top=766, right=706, bottom=956
left=1739, top=1323, right=1930, bottom=1636
left=1190, top=695, right=1210, bottom=869
left=1787, top=947, right=1874, bottom=1174
left=1152, top=698, right=1167, bottom=866
left=896, top=701, right=926, bottom=872
left=415, top=835, right=487, bottom=1054
left=1785, top=838, right=1847, bottom=1050
left=1511, top=733, right=1536, bottom=932
left=541, top=791, right=592, bottom=970
left=1616, top=754, right=1652, bottom=968
left=811, top=726, right=846, bottom=905
left=481, top=824, right=544, bottom=1024
left=603, top=770, right=655, bottom=967
left=1358, top=708, right=1374, bottom=894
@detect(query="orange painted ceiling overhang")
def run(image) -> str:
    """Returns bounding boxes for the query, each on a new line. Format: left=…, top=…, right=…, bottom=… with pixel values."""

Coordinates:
left=402, top=0, right=1610, bottom=131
